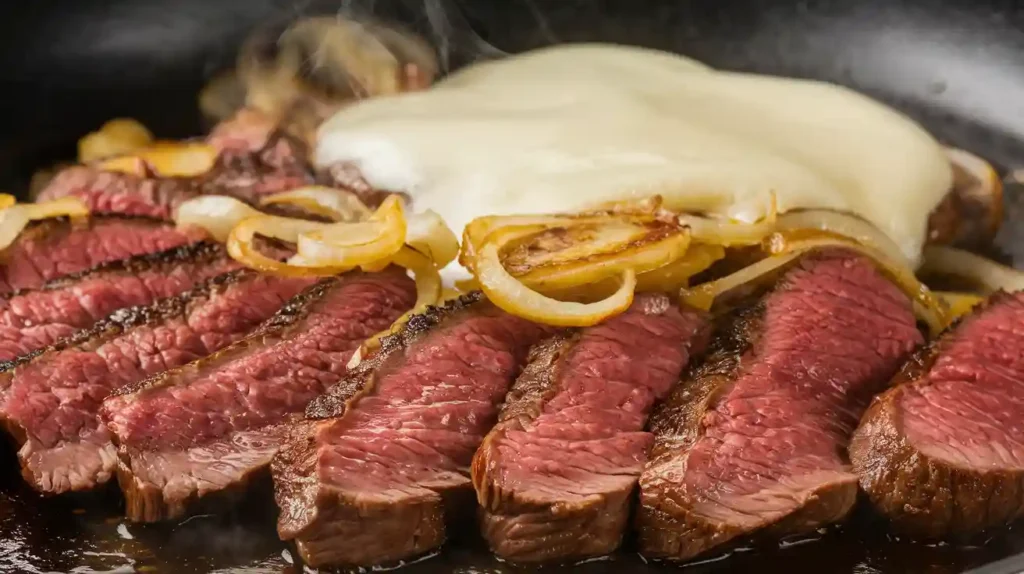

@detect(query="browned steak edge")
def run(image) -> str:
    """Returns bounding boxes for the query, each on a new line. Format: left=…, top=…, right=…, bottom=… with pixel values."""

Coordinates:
left=849, top=291, right=1024, bottom=540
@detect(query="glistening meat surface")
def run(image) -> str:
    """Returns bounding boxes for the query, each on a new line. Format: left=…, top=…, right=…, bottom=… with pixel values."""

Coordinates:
left=636, top=250, right=923, bottom=561
left=272, top=293, right=552, bottom=569
left=0, top=217, right=206, bottom=294
left=472, top=294, right=710, bottom=564
left=851, top=291, right=1024, bottom=539
left=101, top=269, right=415, bottom=522
left=0, top=270, right=314, bottom=495
left=0, top=242, right=238, bottom=364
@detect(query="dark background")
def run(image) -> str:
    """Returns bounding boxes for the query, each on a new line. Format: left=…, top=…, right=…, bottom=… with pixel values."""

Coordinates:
left=1, top=0, right=1024, bottom=193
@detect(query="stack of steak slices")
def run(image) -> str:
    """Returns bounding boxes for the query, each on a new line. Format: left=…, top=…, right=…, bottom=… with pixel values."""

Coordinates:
left=0, top=270, right=315, bottom=494
left=0, top=216, right=206, bottom=294
left=100, top=269, right=416, bottom=522
left=851, top=290, right=1024, bottom=539
left=0, top=242, right=240, bottom=364
left=635, top=250, right=924, bottom=561
left=37, top=110, right=312, bottom=219
left=272, top=293, right=554, bottom=569
left=472, top=293, right=711, bottom=563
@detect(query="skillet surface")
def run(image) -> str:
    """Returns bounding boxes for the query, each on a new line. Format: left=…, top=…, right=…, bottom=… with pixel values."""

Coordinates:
left=0, top=0, right=1023, bottom=572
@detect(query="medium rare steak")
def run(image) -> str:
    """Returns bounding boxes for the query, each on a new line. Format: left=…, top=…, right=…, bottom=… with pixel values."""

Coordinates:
left=0, top=217, right=206, bottom=294
left=472, top=294, right=710, bottom=563
left=272, top=293, right=553, bottom=569
left=636, top=251, right=923, bottom=561
left=0, top=270, right=314, bottom=495
left=37, top=130, right=311, bottom=219
left=851, top=291, right=1024, bottom=539
left=0, top=242, right=237, bottom=364
left=100, top=269, right=415, bottom=522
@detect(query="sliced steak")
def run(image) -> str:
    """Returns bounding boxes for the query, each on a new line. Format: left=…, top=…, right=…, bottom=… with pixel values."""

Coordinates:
left=635, top=250, right=923, bottom=561
left=851, top=291, right=1024, bottom=539
left=101, top=269, right=415, bottom=522
left=0, top=242, right=238, bottom=364
left=472, top=294, right=710, bottom=564
left=272, top=293, right=553, bottom=569
left=0, top=270, right=315, bottom=495
left=0, top=217, right=206, bottom=294
left=37, top=128, right=311, bottom=219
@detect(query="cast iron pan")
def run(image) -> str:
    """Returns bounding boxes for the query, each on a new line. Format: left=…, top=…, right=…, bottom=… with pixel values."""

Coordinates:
left=1, top=1, right=1023, bottom=572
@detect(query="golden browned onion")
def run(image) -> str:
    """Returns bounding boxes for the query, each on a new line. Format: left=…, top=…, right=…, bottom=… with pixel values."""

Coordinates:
left=921, top=245, right=1024, bottom=294
left=0, top=197, right=90, bottom=251
left=935, top=291, right=985, bottom=323
left=78, top=119, right=154, bottom=163
left=97, top=141, right=218, bottom=178
left=260, top=186, right=372, bottom=222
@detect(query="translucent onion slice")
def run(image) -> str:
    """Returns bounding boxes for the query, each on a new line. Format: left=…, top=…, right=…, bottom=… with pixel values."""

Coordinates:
left=227, top=215, right=344, bottom=277
left=405, top=210, right=460, bottom=268
left=776, top=209, right=910, bottom=269
left=475, top=225, right=637, bottom=327
left=921, top=245, right=1024, bottom=293
left=0, top=197, right=91, bottom=251
left=677, top=192, right=778, bottom=247
left=765, top=233, right=946, bottom=335
left=0, top=194, right=16, bottom=210
left=936, top=291, right=985, bottom=323
left=260, top=186, right=371, bottom=222
left=634, top=243, right=726, bottom=292
left=347, top=247, right=444, bottom=369
left=683, top=233, right=946, bottom=335
left=294, top=195, right=406, bottom=268
left=174, top=195, right=262, bottom=241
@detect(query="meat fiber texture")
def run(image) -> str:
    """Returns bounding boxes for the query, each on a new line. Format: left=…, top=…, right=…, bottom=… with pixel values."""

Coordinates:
left=0, top=217, right=206, bottom=295
left=38, top=111, right=311, bottom=219
left=0, top=242, right=238, bottom=364
left=472, top=293, right=710, bottom=564
left=272, top=293, right=554, bottom=569
left=851, top=290, right=1024, bottom=539
left=0, top=270, right=314, bottom=495
left=635, top=250, right=923, bottom=561
left=101, top=269, right=416, bottom=523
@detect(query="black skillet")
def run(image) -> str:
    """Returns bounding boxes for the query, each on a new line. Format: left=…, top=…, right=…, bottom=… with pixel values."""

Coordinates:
left=1, top=0, right=1023, bottom=572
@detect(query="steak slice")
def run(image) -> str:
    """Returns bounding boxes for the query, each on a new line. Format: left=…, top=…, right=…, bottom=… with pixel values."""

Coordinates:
left=0, top=217, right=206, bottom=294
left=0, top=242, right=238, bottom=364
left=850, top=291, right=1024, bottom=539
left=0, top=270, right=315, bottom=495
left=272, top=293, right=553, bottom=569
left=472, top=294, right=710, bottom=564
left=635, top=250, right=923, bottom=561
left=100, top=269, right=416, bottom=522
left=37, top=127, right=311, bottom=219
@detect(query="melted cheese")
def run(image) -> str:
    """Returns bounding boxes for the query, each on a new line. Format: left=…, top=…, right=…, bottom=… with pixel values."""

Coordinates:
left=316, top=43, right=952, bottom=266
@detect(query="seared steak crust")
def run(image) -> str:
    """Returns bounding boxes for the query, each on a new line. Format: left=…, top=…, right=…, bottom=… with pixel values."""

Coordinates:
left=0, top=216, right=206, bottom=294
left=101, top=270, right=416, bottom=522
left=636, top=251, right=923, bottom=561
left=0, top=242, right=238, bottom=364
left=0, top=270, right=313, bottom=494
left=273, top=293, right=553, bottom=569
left=850, top=291, right=1024, bottom=539
left=472, top=294, right=711, bottom=564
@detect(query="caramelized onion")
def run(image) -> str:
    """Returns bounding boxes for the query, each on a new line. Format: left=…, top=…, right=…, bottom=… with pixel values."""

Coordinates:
left=936, top=291, right=984, bottom=323
left=226, top=215, right=343, bottom=277
left=293, top=196, right=406, bottom=268
left=175, top=195, right=262, bottom=241
left=0, top=197, right=90, bottom=252
left=260, top=186, right=371, bottom=222
left=678, top=192, right=777, bottom=246
left=78, top=118, right=154, bottom=163
left=405, top=210, right=460, bottom=268
left=921, top=245, right=1024, bottom=294
left=776, top=209, right=910, bottom=268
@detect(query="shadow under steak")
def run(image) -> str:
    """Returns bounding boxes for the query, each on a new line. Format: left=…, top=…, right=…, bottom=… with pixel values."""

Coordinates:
left=472, top=293, right=711, bottom=564
left=272, top=292, right=553, bottom=569
left=851, top=290, right=1024, bottom=539
left=100, top=269, right=416, bottom=523
left=0, top=269, right=315, bottom=495
left=636, top=250, right=924, bottom=561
